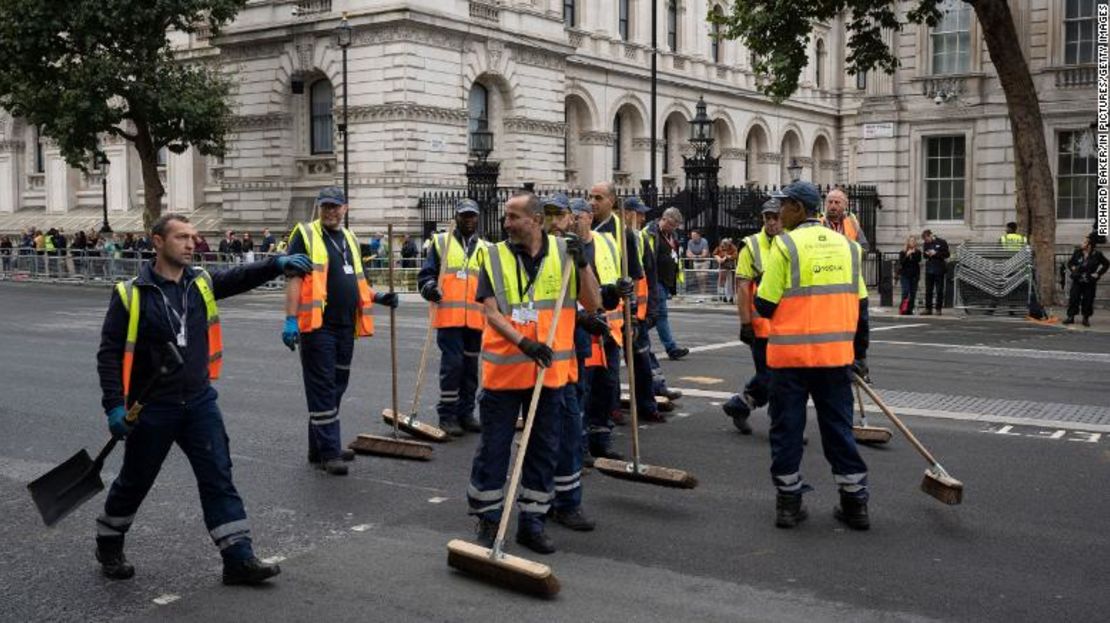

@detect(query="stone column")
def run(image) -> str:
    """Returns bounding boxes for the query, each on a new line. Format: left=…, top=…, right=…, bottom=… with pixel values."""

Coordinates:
left=719, top=148, right=746, bottom=187
left=167, top=146, right=207, bottom=213
left=579, top=131, right=615, bottom=187
left=758, top=151, right=783, bottom=187
left=0, top=140, right=23, bottom=213
left=44, top=142, right=78, bottom=214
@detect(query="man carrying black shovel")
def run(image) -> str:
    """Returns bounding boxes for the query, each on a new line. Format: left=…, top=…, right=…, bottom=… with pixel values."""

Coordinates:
left=95, top=214, right=313, bottom=584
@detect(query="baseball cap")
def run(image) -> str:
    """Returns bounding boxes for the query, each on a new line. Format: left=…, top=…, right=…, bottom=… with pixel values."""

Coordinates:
left=569, top=198, right=591, bottom=215
left=542, top=193, right=570, bottom=213
left=316, top=186, right=346, bottom=206
left=760, top=198, right=781, bottom=214
left=770, top=181, right=821, bottom=213
left=623, top=196, right=650, bottom=213
left=456, top=199, right=480, bottom=215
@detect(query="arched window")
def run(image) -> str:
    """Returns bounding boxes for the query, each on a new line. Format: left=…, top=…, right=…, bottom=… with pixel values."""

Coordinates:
left=612, top=113, right=622, bottom=171
left=468, top=83, right=490, bottom=155
left=667, top=1, right=678, bottom=52
left=310, top=80, right=334, bottom=154
left=34, top=126, right=44, bottom=174
left=710, top=6, right=723, bottom=64
left=815, top=39, right=825, bottom=88
left=662, top=119, right=671, bottom=174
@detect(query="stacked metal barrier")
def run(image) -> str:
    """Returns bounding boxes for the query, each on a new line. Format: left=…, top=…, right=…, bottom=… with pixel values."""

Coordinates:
left=953, top=242, right=1033, bottom=314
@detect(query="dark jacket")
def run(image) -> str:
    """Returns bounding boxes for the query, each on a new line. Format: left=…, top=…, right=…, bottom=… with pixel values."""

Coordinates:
left=898, top=250, right=922, bottom=280
left=97, top=258, right=282, bottom=412
left=646, top=220, right=679, bottom=294
left=922, top=237, right=950, bottom=275
left=1067, top=249, right=1109, bottom=283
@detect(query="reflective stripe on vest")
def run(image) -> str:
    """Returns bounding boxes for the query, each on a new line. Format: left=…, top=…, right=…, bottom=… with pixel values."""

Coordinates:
left=115, top=270, right=222, bottom=404
left=291, top=221, right=375, bottom=337
left=432, top=232, right=487, bottom=331
left=766, top=226, right=860, bottom=369
left=480, top=235, right=578, bottom=391
left=1000, top=233, right=1027, bottom=249
left=821, top=214, right=860, bottom=242
left=634, top=229, right=649, bottom=321
left=741, top=232, right=773, bottom=338
left=594, top=232, right=624, bottom=346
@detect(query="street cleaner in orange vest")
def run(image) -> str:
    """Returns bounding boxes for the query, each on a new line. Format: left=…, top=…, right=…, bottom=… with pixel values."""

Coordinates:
left=820, top=187, right=868, bottom=247
left=282, top=186, right=399, bottom=476
left=417, top=199, right=488, bottom=436
left=755, top=181, right=872, bottom=531
left=96, top=214, right=312, bottom=584
left=466, top=191, right=601, bottom=555
left=723, top=198, right=783, bottom=433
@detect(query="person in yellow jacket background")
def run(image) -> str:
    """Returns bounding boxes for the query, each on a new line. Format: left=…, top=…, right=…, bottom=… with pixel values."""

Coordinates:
left=755, top=181, right=872, bottom=532
left=282, top=187, right=399, bottom=476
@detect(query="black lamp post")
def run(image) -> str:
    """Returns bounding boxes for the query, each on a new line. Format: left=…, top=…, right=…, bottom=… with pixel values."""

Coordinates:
left=786, top=157, right=802, bottom=183
left=683, top=96, right=720, bottom=243
left=467, top=128, right=499, bottom=238
left=97, top=151, right=112, bottom=233
left=336, top=12, right=352, bottom=228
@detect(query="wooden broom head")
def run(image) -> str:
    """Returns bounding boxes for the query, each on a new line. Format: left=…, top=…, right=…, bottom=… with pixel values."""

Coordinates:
left=348, top=434, right=433, bottom=461
left=852, top=426, right=893, bottom=445
left=381, top=409, right=450, bottom=443
left=593, top=458, right=699, bottom=489
left=921, top=468, right=964, bottom=505
left=447, top=539, right=560, bottom=597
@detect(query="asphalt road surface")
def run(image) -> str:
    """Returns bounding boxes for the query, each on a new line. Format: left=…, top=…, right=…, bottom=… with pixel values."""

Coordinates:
left=1, top=282, right=1108, bottom=622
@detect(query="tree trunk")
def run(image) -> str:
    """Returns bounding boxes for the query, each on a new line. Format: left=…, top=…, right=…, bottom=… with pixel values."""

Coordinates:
left=132, top=119, right=164, bottom=232
left=972, top=0, right=1058, bottom=305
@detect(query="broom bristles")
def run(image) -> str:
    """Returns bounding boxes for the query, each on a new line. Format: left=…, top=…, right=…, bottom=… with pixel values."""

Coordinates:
left=852, top=426, right=893, bottom=444
left=446, top=539, right=560, bottom=597
left=593, top=458, right=698, bottom=489
left=348, top=434, right=433, bottom=461
left=381, top=409, right=450, bottom=443
left=921, top=468, right=963, bottom=505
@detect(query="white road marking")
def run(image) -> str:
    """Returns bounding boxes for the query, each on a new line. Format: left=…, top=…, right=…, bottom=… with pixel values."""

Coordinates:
left=427, top=497, right=448, bottom=504
left=261, top=555, right=286, bottom=564
left=153, top=594, right=180, bottom=606
left=871, top=340, right=1110, bottom=363
left=350, top=524, right=373, bottom=532
left=662, top=386, right=1110, bottom=433
left=677, top=376, right=724, bottom=385
left=680, top=324, right=924, bottom=354
left=982, top=424, right=1102, bottom=443
left=870, top=323, right=928, bottom=331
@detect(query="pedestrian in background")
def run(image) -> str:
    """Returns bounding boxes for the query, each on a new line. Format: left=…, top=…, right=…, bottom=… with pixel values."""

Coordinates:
left=242, top=232, right=255, bottom=263
left=714, top=238, right=738, bottom=303
left=0, top=235, right=11, bottom=272
left=897, top=235, right=922, bottom=315
left=259, top=228, right=275, bottom=254
left=643, top=207, right=689, bottom=360
left=921, top=229, right=950, bottom=315
left=1064, top=234, right=1109, bottom=327
left=195, top=234, right=211, bottom=261
left=685, top=229, right=711, bottom=295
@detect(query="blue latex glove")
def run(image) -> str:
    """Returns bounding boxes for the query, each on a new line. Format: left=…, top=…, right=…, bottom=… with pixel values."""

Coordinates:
left=374, top=292, right=399, bottom=308
left=282, top=315, right=299, bottom=351
left=106, top=406, right=131, bottom=439
left=276, top=254, right=313, bottom=276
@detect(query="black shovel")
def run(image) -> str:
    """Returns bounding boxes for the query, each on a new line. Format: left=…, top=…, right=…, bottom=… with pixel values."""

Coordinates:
left=28, top=343, right=184, bottom=527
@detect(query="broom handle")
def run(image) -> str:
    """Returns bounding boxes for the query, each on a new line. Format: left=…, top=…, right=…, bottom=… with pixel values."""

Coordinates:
left=617, top=208, right=641, bottom=467
left=409, top=221, right=455, bottom=418
left=388, top=224, right=399, bottom=440
left=493, top=250, right=574, bottom=555
left=853, top=374, right=939, bottom=466
left=854, top=383, right=867, bottom=426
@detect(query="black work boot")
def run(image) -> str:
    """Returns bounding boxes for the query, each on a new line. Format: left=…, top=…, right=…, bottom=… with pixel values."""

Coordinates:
left=1063, top=316, right=1075, bottom=325
left=775, top=494, right=808, bottom=529
left=320, top=458, right=348, bottom=476
left=308, top=449, right=355, bottom=464
left=460, top=415, right=482, bottom=433
left=222, top=556, right=281, bottom=586
left=1082, top=316, right=1091, bottom=327
left=475, top=519, right=498, bottom=548
left=551, top=507, right=596, bottom=532
left=96, top=538, right=135, bottom=580
left=440, top=419, right=464, bottom=437
left=516, top=529, right=556, bottom=555
left=589, top=444, right=625, bottom=461
left=834, top=494, right=871, bottom=531
left=722, top=395, right=752, bottom=434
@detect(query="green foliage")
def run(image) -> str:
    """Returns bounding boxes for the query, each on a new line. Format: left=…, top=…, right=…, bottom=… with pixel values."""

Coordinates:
left=0, top=0, right=245, bottom=172
left=709, top=0, right=945, bottom=101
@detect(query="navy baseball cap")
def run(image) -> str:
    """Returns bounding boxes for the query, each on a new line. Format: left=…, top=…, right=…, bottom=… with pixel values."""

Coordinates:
left=569, top=197, right=591, bottom=215
left=771, top=181, right=821, bottom=213
left=316, top=186, right=346, bottom=206
left=456, top=199, right=480, bottom=215
left=761, top=198, right=781, bottom=214
left=623, top=196, right=650, bottom=213
left=542, top=193, right=570, bottom=213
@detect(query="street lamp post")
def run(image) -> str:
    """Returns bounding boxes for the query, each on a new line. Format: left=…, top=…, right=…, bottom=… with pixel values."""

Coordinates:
left=683, top=97, right=720, bottom=243
left=336, top=13, right=352, bottom=228
left=786, top=157, right=803, bottom=183
left=97, top=152, right=112, bottom=233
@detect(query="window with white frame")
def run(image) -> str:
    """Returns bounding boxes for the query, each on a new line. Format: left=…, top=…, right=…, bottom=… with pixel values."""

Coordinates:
left=667, top=1, right=678, bottom=52
left=1057, top=130, right=1097, bottom=220
left=710, top=5, right=723, bottom=63
left=662, top=119, right=671, bottom=174
left=931, top=2, right=971, bottom=74
left=612, top=113, right=623, bottom=171
left=310, top=80, right=335, bottom=155
left=468, top=83, right=490, bottom=155
left=563, top=0, right=576, bottom=27
left=619, top=0, right=630, bottom=40
left=1064, top=0, right=1096, bottom=65
left=924, top=136, right=965, bottom=221
left=815, top=39, right=825, bottom=88
left=156, top=146, right=168, bottom=167
left=33, top=127, right=44, bottom=174
left=856, top=70, right=867, bottom=90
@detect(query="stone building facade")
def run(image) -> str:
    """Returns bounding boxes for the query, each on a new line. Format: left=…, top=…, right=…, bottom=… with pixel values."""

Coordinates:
left=0, top=0, right=1099, bottom=250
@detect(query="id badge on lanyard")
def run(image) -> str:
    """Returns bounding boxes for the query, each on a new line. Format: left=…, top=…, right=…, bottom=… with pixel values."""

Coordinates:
left=343, top=264, right=355, bottom=275
left=512, top=305, right=539, bottom=324
left=513, top=254, right=543, bottom=325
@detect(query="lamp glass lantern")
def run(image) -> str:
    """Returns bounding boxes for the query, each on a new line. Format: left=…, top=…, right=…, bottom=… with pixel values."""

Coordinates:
left=469, top=129, right=494, bottom=161
left=335, top=15, right=352, bottom=48
left=787, top=157, right=803, bottom=182
left=689, top=96, right=712, bottom=142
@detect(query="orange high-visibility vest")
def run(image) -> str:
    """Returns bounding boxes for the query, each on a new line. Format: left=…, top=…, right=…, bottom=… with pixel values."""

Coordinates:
left=762, top=224, right=863, bottom=368
left=289, top=220, right=375, bottom=337
left=739, top=231, right=773, bottom=339
left=820, top=214, right=861, bottom=242
left=584, top=335, right=607, bottom=368
left=430, top=231, right=487, bottom=331
left=593, top=232, right=624, bottom=346
left=479, top=235, right=578, bottom=391
left=634, top=229, right=649, bottom=321
left=116, top=271, right=222, bottom=404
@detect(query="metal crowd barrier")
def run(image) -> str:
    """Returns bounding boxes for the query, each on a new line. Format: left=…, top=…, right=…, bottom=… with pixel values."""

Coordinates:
left=0, top=249, right=420, bottom=292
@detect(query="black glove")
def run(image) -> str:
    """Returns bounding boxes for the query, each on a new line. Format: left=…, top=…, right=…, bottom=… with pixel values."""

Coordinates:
left=599, top=284, right=621, bottom=310
left=564, top=233, right=589, bottom=269
left=739, top=323, right=755, bottom=346
left=518, top=337, right=554, bottom=368
left=852, top=358, right=871, bottom=384
left=420, top=281, right=443, bottom=303
left=644, top=313, right=658, bottom=330
left=615, top=276, right=635, bottom=298
left=374, top=292, right=399, bottom=308
left=576, top=310, right=610, bottom=336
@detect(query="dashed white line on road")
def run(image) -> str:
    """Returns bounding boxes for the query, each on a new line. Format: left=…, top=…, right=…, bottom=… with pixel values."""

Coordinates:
left=871, top=323, right=928, bottom=331
left=153, top=594, right=181, bottom=606
left=871, top=340, right=1110, bottom=363
left=680, top=324, right=925, bottom=354
left=428, top=497, right=448, bottom=504
left=350, top=524, right=373, bottom=532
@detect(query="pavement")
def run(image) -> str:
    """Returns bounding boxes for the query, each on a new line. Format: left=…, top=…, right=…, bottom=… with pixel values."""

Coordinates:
left=1, top=281, right=1108, bottom=623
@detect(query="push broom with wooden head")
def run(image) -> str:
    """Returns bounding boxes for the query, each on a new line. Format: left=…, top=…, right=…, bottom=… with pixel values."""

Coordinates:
left=349, top=224, right=434, bottom=461
left=445, top=246, right=575, bottom=597
left=852, top=373, right=963, bottom=505
left=852, top=382, right=892, bottom=445
left=381, top=222, right=455, bottom=443
left=592, top=207, right=697, bottom=489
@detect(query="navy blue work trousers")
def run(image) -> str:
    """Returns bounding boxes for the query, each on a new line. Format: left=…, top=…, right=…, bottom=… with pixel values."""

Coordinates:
left=436, top=327, right=481, bottom=425
left=299, top=325, right=354, bottom=462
